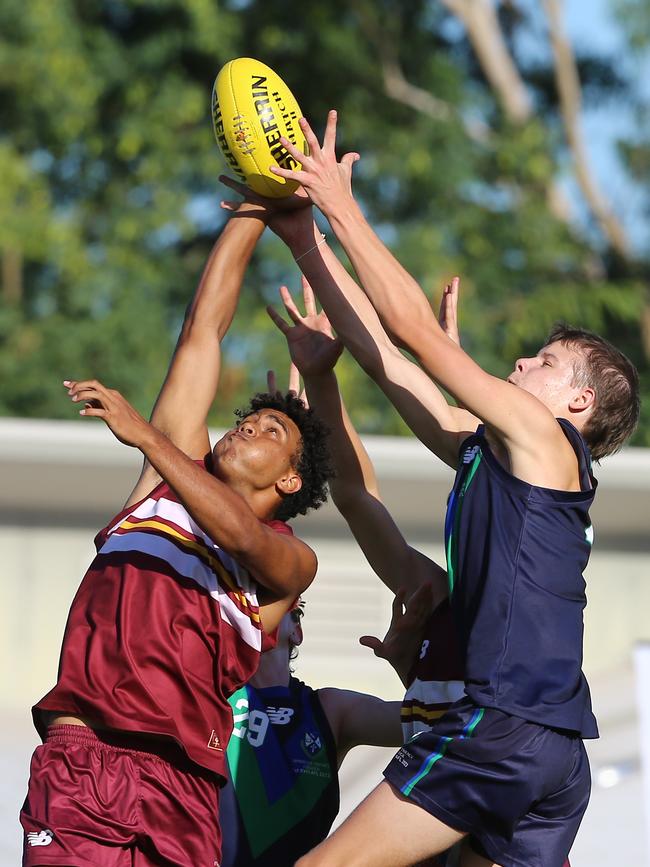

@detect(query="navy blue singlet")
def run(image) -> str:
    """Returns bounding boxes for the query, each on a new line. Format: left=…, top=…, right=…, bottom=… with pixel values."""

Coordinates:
left=219, top=677, right=339, bottom=866
left=444, top=419, right=598, bottom=737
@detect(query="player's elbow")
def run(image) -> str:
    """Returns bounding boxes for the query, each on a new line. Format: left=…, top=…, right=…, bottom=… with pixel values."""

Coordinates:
left=178, top=308, right=226, bottom=346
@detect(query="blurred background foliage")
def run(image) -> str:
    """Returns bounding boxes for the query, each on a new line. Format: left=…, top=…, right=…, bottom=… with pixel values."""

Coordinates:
left=0, top=0, right=648, bottom=442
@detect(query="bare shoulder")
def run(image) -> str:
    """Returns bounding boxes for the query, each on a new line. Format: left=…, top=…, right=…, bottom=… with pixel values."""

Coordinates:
left=316, top=687, right=355, bottom=738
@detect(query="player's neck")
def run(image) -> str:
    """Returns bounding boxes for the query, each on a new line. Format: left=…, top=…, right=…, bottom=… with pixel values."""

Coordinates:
left=249, top=646, right=292, bottom=688
left=223, top=477, right=282, bottom=522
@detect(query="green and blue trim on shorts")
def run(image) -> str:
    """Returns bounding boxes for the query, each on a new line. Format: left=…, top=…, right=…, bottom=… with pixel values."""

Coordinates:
left=401, top=706, right=485, bottom=797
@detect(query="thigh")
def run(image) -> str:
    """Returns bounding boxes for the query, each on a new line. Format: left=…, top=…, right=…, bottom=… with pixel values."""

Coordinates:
left=384, top=702, right=544, bottom=843
left=21, top=739, right=137, bottom=867
left=296, top=781, right=464, bottom=867
left=458, top=839, right=501, bottom=867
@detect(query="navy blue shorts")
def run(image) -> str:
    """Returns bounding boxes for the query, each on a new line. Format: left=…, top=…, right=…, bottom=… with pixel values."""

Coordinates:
left=383, top=698, right=589, bottom=867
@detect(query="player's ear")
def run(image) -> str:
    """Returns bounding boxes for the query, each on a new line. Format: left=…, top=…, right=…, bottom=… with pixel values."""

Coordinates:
left=276, top=472, right=302, bottom=497
left=569, top=386, right=596, bottom=413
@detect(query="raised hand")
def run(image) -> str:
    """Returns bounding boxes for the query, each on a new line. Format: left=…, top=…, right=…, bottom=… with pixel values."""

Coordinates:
left=267, top=277, right=343, bottom=378
left=359, top=583, right=435, bottom=687
left=219, top=174, right=314, bottom=244
left=268, top=110, right=360, bottom=216
left=438, top=276, right=461, bottom=347
left=64, top=379, right=150, bottom=448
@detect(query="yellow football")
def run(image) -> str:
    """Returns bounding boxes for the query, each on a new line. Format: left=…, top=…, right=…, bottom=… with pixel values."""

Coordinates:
left=211, top=57, right=307, bottom=198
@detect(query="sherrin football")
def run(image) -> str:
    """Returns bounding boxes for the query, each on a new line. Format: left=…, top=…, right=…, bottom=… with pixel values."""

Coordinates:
left=211, top=57, right=307, bottom=198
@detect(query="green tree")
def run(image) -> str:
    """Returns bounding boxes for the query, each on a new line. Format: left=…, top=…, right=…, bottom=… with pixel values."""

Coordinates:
left=1, top=0, right=648, bottom=445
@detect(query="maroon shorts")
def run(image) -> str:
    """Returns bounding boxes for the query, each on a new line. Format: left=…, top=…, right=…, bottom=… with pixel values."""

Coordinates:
left=20, top=725, right=222, bottom=867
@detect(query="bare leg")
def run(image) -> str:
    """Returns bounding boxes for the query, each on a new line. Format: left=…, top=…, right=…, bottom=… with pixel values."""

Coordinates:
left=296, top=781, right=464, bottom=867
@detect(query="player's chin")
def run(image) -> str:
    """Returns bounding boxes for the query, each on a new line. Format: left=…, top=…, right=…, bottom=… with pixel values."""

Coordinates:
left=211, top=439, right=234, bottom=466
left=210, top=451, right=234, bottom=481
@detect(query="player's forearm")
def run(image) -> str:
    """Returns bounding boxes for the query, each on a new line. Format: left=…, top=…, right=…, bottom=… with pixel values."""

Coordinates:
left=284, top=225, right=404, bottom=378
left=148, top=209, right=266, bottom=446
left=325, top=199, right=441, bottom=348
left=310, top=209, right=495, bottom=434
left=303, top=370, right=378, bottom=504
left=137, top=425, right=267, bottom=556
left=284, top=228, right=467, bottom=466
left=364, top=700, right=403, bottom=747
left=340, top=697, right=404, bottom=753
left=181, top=208, right=267, bottom=343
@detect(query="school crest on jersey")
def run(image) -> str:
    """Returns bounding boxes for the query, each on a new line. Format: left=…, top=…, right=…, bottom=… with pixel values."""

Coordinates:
left=301, top=731, right=323, bottom=757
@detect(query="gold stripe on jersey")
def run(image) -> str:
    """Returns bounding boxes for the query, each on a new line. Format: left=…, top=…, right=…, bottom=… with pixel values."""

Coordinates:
left=401, top=705, right=448, bottom=723
left=118, top=517, right=260, bottom=624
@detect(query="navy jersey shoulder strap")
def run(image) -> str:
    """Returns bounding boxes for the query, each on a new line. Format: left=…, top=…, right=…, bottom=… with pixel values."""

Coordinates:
left=557, top=418, right=597, bottom=491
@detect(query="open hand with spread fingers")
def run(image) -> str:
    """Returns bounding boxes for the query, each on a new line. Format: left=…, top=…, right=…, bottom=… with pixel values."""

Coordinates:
left=267, top=277, right=343, bottom=379
left=63, top=379, right=151, bottom=448
left=268, top=110, right=360, bottom=217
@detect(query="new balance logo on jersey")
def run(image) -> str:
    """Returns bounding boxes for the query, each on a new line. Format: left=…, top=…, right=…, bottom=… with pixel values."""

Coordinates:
left=462, top=445, right=480, bottom=464
left=266, top=706, right=294, bottom=725
left=26, top=829, right=54, bottom=847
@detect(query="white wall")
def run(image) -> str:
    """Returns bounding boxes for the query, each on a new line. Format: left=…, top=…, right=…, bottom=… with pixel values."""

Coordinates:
left=1, top=422, right=649, bottom=864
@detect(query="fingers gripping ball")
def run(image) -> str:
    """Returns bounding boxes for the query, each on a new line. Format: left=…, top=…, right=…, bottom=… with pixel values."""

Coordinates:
left=211, top=58, right=308, bottom=198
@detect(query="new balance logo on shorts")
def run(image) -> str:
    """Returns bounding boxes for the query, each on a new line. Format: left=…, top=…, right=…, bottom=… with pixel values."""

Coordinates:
left=26, top=829, right=54, bottom=847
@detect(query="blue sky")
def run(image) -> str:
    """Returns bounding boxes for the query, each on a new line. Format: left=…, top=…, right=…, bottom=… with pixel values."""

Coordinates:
left=563, top=0, right=648, bottom=251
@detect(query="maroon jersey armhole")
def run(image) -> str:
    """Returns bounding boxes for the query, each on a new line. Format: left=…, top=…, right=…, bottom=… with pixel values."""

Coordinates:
left=94, top=458, right=210, bottom=552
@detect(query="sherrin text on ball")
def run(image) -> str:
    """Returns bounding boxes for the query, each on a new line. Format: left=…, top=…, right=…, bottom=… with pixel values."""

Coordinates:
left=212, top=57, right=308, bottom=198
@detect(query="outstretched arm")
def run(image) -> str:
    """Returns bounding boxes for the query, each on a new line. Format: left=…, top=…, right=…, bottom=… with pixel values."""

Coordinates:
left=270, top=113, right=578, bottom=486
left=267, top=280, right=447, bottom=605
left=318, top=688, right=403, bottom=766
left=65, top=380, right=317, bottom=631
left=221, top=178, right=476, bottom=468
left=320, top=583, right=436, bottom=761
left=125, top=204, right=268, bottom=507
left=287, top=223, right=478, bottom=468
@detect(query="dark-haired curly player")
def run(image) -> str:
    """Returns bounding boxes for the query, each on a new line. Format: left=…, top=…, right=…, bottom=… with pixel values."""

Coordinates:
left=255, top=111, right=640, bottom=867
left=19, top=203, right=333, bottom=867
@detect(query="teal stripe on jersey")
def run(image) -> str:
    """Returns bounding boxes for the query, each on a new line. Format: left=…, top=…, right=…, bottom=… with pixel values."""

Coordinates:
left=446, top=452, right=482, bottom=594
left=401, top=707, right=484, bottom=797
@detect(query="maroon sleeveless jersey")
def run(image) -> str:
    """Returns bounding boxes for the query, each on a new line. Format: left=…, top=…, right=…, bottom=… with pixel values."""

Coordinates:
left=34, top=469, right=292, bottom=780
